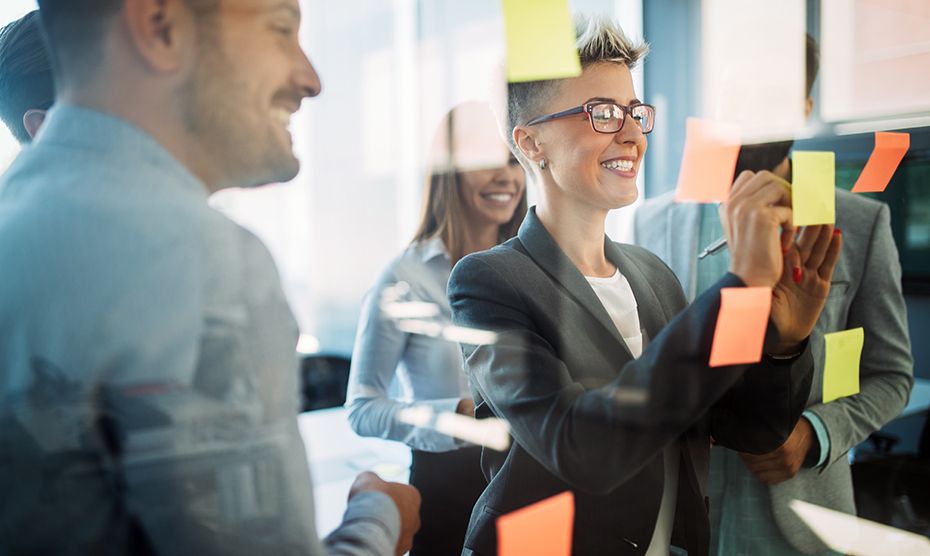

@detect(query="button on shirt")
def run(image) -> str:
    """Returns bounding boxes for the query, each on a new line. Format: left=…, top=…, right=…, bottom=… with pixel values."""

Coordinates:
left=346, top=237, right=472, bottom=452
left=0, top=105, right=399, bottom=555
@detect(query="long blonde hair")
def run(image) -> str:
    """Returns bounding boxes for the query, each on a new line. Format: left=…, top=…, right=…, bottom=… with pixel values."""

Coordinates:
left=412, top=102, right=527, bottom=265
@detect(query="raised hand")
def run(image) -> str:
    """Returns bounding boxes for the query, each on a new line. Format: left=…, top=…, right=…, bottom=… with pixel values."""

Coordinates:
left=769, top=225, right=843, bottom=352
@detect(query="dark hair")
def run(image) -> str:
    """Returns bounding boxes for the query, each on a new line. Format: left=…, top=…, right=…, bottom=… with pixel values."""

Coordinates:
left=36, top=0, right=124, bottom=85
left=0, top=10, right=54, bottom=143
left=805, top=32, right=820, bottom=98
left=412, top=103, right=528, bottom=266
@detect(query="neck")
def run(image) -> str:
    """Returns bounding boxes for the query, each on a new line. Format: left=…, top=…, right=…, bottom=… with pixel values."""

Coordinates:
left=536, top=195, right=613, bottom=278
left=58, top=85, right=223, bottom=193
left=460, top=222, right=500, bottom=256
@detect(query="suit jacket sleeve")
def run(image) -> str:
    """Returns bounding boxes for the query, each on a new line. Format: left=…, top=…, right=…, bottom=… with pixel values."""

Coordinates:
left=804, top=203, right=914, bottom=466
left=449, top=253, right=813, bottom=495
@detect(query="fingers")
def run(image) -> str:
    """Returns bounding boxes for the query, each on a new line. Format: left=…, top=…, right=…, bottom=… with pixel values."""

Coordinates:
left=797, top=224, right=834, bottom=269
left=818, top=229, right=843, bottom=281
left=739, top=172, right=792, bottom=208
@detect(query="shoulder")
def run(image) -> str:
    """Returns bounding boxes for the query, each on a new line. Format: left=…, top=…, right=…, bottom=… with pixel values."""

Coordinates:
left=449, top=239, right=530, bottom=292
left=834, top=189, right=890, bottom=247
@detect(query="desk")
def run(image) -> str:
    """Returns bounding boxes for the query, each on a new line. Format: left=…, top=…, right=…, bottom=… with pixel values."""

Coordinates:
left=298, top=407, right=411, bottom=536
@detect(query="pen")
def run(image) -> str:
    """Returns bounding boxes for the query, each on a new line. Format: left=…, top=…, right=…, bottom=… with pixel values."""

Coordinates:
left=697, top=236, right=727, bottom=259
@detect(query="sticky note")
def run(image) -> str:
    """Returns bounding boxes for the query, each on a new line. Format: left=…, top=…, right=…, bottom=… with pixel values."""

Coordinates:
left=501, top=0, right=582, bottom=83
left=674, top=118, right=742, bottom=203
left=822, top=327, right=863, bottom=404
left=498, top=491, right=574, bottom=556
left=709, top=287, right=772, bottom=367
left=792, top=151, right=835, bottom=226
left=852, top=132, right=910, bottom=193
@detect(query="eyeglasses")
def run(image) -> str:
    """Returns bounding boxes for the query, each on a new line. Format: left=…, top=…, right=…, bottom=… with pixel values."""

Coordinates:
left=525, top=101, right=656, bottom=134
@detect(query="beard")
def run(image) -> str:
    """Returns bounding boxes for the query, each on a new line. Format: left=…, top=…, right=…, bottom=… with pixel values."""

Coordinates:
left=180, top=25, right=300, bottom=189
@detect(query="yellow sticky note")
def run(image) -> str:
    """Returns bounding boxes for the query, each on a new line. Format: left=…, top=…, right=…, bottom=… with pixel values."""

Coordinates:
left=498, top=491, right=574, bottom=556
left=823, top=327, right=864, bottom=404
left=501, top=0, right=582, bottom=83
left=792, top=151, right=835, bottom=226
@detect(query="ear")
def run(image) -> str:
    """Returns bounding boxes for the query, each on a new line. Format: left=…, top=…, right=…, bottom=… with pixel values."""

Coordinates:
left=513, top=125, right=545, bottom=164
left=122, top=0, right=193, bottom=74
left=23, top=109, right=47, bottom=140
left=804, top=96, right=814, bottom=119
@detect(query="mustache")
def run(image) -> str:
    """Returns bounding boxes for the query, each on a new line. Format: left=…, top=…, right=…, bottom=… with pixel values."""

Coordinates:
left=271, top=90, right=306, bottom=111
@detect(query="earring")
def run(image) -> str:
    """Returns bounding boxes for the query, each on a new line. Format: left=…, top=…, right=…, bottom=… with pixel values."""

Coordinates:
left=539, top=159, right=548, bottom=170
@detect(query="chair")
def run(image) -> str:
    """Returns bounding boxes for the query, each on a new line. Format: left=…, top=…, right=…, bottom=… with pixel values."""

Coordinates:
left=299, top=354, right=351, bottom=413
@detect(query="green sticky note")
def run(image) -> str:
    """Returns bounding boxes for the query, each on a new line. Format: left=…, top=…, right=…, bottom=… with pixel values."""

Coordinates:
left=502, top=0, right=582, bottom=83
left=792, top=151, right=836, bottom=226
left=823, top=327, right=864, bottom=404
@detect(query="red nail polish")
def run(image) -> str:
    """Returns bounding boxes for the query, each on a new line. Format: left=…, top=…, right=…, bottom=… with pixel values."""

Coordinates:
left=782, top=246, right=789, bottom=255
left=793, top=267, right=802, bottom=284
left=833, top=228, right=842, bottom=236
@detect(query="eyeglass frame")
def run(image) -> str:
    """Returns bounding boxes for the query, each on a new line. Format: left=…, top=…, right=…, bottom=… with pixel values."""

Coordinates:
left=524, top=101, right=656, bottom=135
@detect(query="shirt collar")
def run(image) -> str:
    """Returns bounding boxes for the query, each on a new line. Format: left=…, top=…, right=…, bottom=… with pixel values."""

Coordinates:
left=35, top=103, right=208, bottom=201
left=417, top=236, right=450, bottom=263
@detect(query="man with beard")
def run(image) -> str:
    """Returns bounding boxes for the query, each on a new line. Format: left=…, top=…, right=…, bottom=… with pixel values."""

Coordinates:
left=0, top=1, right=420, bottom=555
left=633, top=35, right=913, bottom=555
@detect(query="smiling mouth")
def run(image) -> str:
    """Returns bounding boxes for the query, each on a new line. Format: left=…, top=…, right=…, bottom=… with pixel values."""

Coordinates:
left=481, top=192, right=515, bottom=203
left=601, top=159, right=634, bottom=172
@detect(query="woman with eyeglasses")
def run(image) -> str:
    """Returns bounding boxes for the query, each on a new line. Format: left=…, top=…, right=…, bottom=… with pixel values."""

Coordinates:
left=346, top=101, right=526, bottom=556
left=448, top=17, right=842, bottom=556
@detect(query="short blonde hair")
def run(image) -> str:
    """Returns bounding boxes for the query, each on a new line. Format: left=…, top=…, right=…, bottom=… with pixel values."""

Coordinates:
left=506, top=15, right=649, bottom=158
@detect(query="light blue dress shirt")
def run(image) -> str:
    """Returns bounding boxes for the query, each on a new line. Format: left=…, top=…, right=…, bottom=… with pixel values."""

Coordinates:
left=0, top=105, right=399, bottom=555
left=346, top=237, right=471, bottom=452
left=697, top=204, right=834, bottom=556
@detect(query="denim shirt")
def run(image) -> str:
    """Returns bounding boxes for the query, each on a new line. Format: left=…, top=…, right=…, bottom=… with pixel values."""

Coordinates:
left=0, top=105, right=399, bottom=555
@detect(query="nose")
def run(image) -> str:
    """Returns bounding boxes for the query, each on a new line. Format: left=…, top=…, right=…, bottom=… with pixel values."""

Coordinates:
left=294, top=46, right=322, bottom=100
left=614, top=112, right=646, bottom=146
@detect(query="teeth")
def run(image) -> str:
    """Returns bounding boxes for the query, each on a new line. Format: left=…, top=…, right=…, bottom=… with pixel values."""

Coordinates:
left=484, top=193, right=513, bottom=202
left=271, top=108, right=292, bottom=125
left=602, top=159, right=634, bottom=172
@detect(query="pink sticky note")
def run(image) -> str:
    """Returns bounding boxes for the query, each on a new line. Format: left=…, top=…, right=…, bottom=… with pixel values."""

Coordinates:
left=674, top=118, right=742, bottom=203
left=709, top=287, right=772, bottom=367
left=852, top=132, right=910, bottom=193
left=498, top=491, right=574, bottom=556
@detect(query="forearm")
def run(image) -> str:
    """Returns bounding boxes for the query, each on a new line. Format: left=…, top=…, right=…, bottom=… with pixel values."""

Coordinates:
left=322, top=491, right=400, bottom=556
left=346, top=395, right=464, bottom=452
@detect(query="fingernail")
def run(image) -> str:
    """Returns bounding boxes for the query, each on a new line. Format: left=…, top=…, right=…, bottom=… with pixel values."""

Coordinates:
left=833, top=228, right=842, bottom=236
left=782, top=246, right=789, bottom=255
left=793, top=267, right=802, bottom=284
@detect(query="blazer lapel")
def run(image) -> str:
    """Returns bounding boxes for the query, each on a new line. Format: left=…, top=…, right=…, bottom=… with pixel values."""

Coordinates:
left=518, top=209, right=632, bottom=359
left=667, top=202, right=701, bottom=301
left=604, top=241, right=665, bottom=345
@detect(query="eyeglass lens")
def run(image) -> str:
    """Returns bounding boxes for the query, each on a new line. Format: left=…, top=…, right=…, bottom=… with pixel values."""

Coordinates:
left=590, top=103, right=654, bottom=133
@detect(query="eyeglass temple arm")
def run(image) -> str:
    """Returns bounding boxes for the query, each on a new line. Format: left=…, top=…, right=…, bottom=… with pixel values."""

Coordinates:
left=525, top=105, right=587, bottom=127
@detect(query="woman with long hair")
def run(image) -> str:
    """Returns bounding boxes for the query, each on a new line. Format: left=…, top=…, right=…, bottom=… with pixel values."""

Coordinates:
left=346, top=101, right=526, bottom=555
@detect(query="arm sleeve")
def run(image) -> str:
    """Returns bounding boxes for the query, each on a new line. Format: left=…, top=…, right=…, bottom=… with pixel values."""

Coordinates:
left=449, top=255, right=812, bottom=495
left=346, top=275, right=464, bottom=452
left=322, top=491, right=400, bottom=556
left=804, top=203, right=914, bottom=466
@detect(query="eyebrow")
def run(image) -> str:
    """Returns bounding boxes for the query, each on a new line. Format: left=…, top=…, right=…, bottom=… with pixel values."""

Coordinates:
left=270, top=2, right=301, bottom=20
left=585, top=96, right=643, bottom=105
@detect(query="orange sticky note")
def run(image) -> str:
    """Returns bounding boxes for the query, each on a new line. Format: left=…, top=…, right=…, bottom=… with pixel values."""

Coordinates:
left=851, top=132, right=910, bottom=193
left=709, top=287, right=772, bottom=367
left=675, top=118, right=742, bottom=203
left=498, top=491, right=574, bottom=556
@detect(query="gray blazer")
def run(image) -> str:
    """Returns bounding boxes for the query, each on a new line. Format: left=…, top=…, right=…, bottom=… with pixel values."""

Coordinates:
left=633, top=189, right=914, bottom=553
left=449, top=208, right=814, bottom=556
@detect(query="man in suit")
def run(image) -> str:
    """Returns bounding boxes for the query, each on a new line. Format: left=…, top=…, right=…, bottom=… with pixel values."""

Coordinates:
left=632, top=35, right=913, bottom=555
left=0, top=10, right=53, bottom=143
